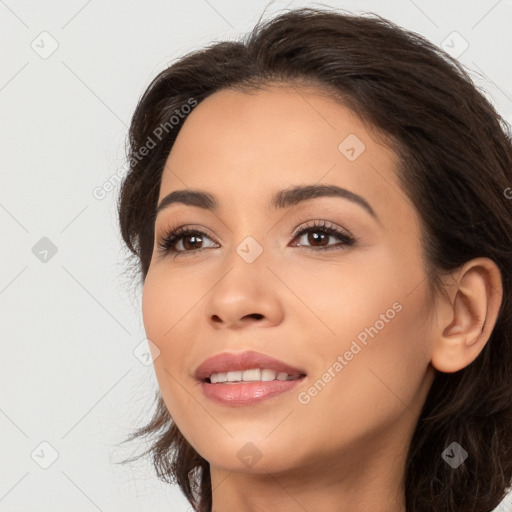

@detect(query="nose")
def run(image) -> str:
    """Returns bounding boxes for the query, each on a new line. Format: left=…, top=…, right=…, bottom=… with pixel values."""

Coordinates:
left=204, top=262, right=285, bottom=330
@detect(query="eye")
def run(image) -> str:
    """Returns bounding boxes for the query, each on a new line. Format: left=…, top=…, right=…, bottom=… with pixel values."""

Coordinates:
left=157, top=225, right=218, bottom=257
left=157, top=220, right=356, bottom=258
left=290, top=220, right=356, bottom=251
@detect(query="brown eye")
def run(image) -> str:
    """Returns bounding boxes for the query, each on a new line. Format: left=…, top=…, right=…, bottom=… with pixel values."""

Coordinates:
left=291, top=221, right=356, bottom=251
left=302, top=230, right=330, bottom=247
left=180, top=233, right=204, bottom=251
left=158, top=227, right=218, bottom=256
left=157, top=220, right=356, bottom=258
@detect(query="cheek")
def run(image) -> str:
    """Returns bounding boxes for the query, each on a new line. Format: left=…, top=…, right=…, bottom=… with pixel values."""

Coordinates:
left=141, top=270, right=167, bottom=342
left=300, top=281, right=432, bottom=444
left=289, top=251, right=432, bottom=434
left=141, top=265, right=199, bottom=342
left=141, top=267, right=199, bottom=393
left=276, top=246, right=405, bottom=348
left=141, top=269, right=203, bottom=432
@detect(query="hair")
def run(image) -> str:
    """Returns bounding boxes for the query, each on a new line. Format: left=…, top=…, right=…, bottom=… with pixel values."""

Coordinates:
left=116, top=6, right=512, bottom=512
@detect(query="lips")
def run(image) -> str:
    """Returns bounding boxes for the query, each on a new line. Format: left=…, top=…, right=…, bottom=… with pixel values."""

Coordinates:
left=194, top=350, right=307, bottom=382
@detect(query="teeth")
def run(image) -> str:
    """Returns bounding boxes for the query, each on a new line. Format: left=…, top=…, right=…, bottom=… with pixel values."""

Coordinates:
left=209, top=368, right=300, bottom=383
left=262, top=369, right=277, bottom=381
left=227, top=370, right=242, bottom=381
left=242, top=369, right=261, bottom=381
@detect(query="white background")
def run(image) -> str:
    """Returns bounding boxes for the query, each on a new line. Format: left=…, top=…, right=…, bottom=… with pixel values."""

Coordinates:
left=1, top=0, right=511, bottom=510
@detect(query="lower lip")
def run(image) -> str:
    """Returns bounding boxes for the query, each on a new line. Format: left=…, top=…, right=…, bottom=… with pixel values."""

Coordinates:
left=200, top=377, right=306, bottom=406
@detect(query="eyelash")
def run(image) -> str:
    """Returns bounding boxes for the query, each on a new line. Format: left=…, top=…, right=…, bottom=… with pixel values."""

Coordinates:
left=157, top=220, right=357, bottom=258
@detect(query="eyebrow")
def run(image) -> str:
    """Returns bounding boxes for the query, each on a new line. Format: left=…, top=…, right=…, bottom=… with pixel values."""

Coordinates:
left=155, top=184, right=378, bottom=221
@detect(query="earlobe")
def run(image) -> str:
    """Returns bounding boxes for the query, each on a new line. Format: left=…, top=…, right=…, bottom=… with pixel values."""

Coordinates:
left=430, top=257, right=503, bottom=374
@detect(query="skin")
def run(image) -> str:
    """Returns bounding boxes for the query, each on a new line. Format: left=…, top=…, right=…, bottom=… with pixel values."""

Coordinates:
left=141, top=83, right=503, bottom=512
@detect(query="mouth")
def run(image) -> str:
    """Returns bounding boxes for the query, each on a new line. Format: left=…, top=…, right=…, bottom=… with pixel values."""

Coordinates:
left=204, top=368, right=307, bottom=384
left=194, top=350, right=307, bottom=406
left=194, top=349, right=307, bottom=382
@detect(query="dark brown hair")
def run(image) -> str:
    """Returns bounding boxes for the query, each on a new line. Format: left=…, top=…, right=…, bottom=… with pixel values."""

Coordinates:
left=116, top=6, right=512, bottom=512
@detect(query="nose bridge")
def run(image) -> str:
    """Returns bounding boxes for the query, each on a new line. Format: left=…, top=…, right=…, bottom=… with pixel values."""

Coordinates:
left=234, top=232, right=266, bottom=266
left=223, top=230, right=270, bottom=289
left=203, top=225, right=284, bottom=328
left=224, top=207, right=290, bottom=288
left=221, top=205, right=273, bottom=264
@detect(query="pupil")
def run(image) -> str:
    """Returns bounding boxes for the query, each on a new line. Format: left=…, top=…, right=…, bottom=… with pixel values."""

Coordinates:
left=309, top=231, right=327, bottom=246
left=184, top=234, right=202, bottom=250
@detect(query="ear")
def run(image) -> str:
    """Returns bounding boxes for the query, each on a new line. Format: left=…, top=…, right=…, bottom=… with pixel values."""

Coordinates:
left=431, top=257, right=503, bottom=373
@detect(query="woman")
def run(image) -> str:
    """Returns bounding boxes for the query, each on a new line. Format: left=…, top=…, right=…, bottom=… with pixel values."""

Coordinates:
left=117, top=7, right=512, bottom=512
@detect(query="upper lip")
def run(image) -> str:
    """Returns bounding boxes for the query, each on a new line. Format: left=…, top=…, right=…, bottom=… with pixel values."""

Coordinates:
left=194, top=350, right=307, bottom=381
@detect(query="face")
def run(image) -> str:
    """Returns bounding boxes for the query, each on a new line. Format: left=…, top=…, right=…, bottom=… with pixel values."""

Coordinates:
left=142, top=84, right=437, bottom=479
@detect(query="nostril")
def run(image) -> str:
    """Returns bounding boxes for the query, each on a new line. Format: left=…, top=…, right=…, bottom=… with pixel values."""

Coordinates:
left=246, top=313, right=263, bottom=320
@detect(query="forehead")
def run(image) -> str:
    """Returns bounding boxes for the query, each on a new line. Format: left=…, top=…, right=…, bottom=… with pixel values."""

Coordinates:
left=164, top=85, right=397, bottom=176
left=159, top=85, right=413, bottom=229
left=165, top=84, right=386, bottom=165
